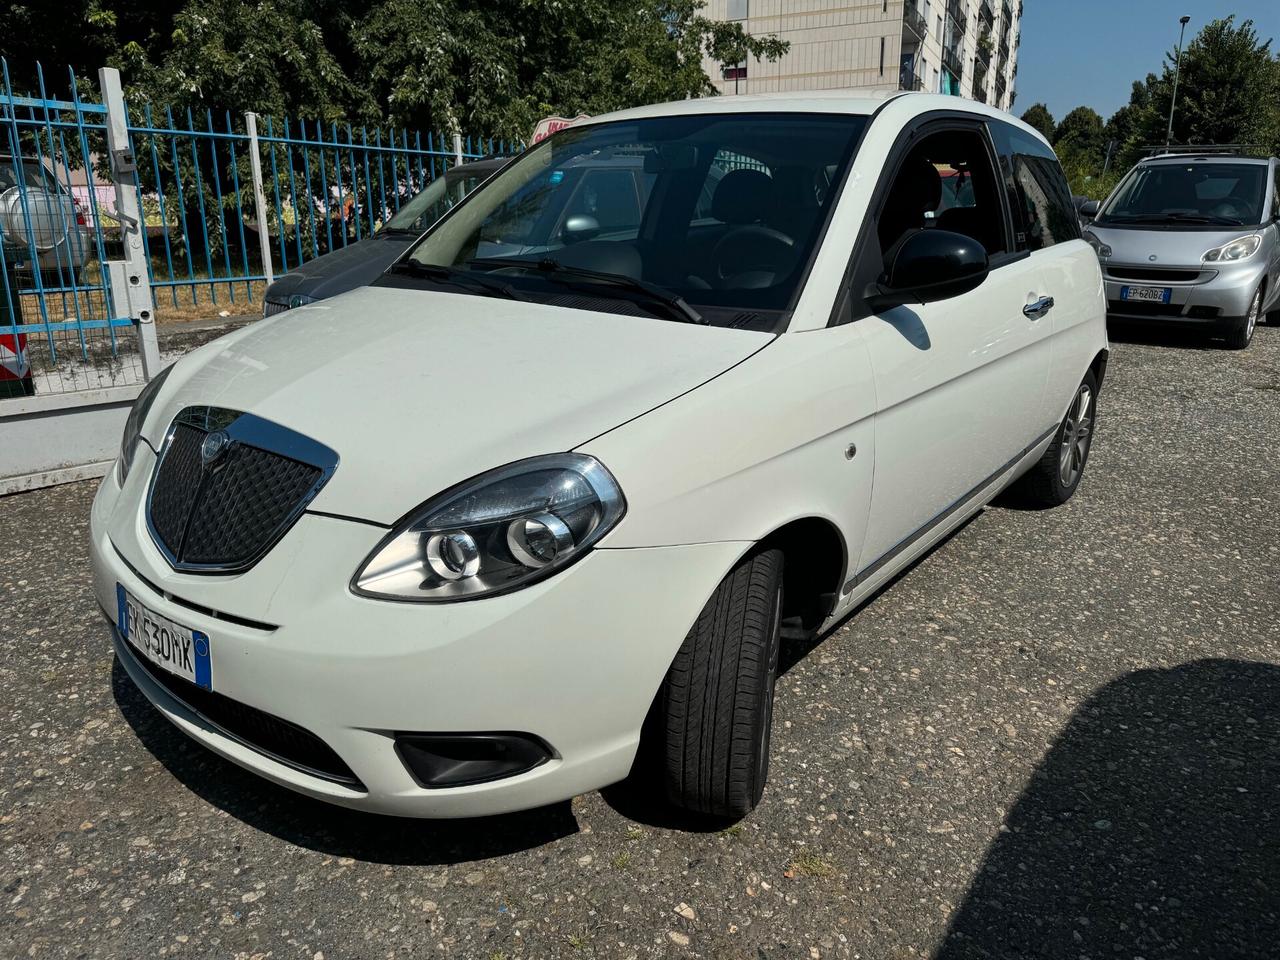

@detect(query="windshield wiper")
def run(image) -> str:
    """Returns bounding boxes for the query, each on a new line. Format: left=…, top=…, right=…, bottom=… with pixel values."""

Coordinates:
left=1102, top=212, right=1244, bottom=226
left=466, top=257, right=706, bottom=325
left=1164, top=212, right=1245, bottom=225
left=387, top=260, right=529, bottom=301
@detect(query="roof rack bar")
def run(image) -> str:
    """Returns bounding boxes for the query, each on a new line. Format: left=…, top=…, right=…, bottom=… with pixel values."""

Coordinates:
left=1141, top=143, right=1269, bottom=158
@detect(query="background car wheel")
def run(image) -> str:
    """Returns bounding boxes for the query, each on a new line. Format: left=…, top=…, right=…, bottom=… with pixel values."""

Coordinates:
left=658, top=548, right=784, bottom=820
left=1011, top=368, right=1098, bottom=508
left=1223, top=287, right=1261, bottom=349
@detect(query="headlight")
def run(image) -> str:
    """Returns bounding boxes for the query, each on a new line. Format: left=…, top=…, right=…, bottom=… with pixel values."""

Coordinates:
left=353, top=454, right=626, bottom=602
left=1082, top=229, right=1112, bottom=259
left=288, top=294, right=317, bottom=308
left=116, top=365, right=173, bottom=484
left=1203, top=235, right=1261, bottom=262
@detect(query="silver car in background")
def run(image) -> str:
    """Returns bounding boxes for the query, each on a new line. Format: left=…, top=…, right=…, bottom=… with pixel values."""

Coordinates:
left=0, top=153, right=93, bottom=284
left=1082, top=150, right=1280, bottom=349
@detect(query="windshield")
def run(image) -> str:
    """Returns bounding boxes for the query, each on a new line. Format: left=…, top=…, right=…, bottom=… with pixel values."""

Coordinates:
left=384, top=165, right=497, bottom=233
left=1098, top=162, right=1269, bottom=227
left=398, top=112, right=866, bottom=326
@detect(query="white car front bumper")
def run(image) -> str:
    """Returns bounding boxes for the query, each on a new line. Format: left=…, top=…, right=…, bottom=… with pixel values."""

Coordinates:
left=91, top=447, right=748, bottom=817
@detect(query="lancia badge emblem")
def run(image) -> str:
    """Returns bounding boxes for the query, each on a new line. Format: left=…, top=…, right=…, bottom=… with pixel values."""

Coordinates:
left=201, top=430, right=231, bottom=465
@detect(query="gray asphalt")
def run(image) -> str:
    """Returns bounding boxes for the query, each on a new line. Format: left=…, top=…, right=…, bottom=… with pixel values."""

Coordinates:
left=3, top=321, right=1279, bottom=959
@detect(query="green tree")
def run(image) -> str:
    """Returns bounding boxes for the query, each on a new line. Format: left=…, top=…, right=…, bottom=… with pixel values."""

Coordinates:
left=1053, top=106, right=1106, bottom=167
left=1020, top=102, right=1056, bottom=141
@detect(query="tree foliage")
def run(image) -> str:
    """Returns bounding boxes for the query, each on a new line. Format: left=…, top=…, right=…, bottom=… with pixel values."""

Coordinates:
left=0, top=0, right=789, bottom=140
left=1020, top=103, right=1056, bottom=142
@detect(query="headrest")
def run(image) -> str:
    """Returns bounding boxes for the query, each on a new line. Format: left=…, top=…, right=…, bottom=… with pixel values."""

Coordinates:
left=712, top=169, right=775, bottom=225
left=898, top=158, right=943, bottom=214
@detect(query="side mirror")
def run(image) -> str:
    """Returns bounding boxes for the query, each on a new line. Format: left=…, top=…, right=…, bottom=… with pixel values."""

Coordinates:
left=1079, top=199, right=1100, bottom=220
left=866, top=229, right=989, bottom=312
left=562, top=214, right=600, bottom=244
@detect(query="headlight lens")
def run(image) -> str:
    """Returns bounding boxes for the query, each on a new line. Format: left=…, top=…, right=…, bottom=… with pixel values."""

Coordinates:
left=117, top=365, right=173, bottom=484
left=1082, top=229, right=1112, bottom=259
left=288, top=293, right=317, bottom=308
left=353, top=454, right=626, bottom=602
left=1203, top=235, right=1261, bottom=262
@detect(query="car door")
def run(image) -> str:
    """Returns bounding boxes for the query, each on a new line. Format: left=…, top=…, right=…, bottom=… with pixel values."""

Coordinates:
left=848, top=117, right=1057, bottom=582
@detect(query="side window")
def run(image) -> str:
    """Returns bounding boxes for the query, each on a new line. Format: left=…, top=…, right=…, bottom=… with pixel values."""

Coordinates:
left=1273, top=167, right=1280, bottom=219
left=990, top=120, right=1081, bottom=251
left=875, top=126, right=1008, bottom=261
left=561, top=168, right=642, bottom=236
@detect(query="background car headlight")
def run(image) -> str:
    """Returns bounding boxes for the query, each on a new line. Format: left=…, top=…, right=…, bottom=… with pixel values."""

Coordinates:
left=353, top=454, right=626, bottom=601
left=1203, top=235, right=1261, bottom=262
left=116, top=365, right=173, bottom=484
left=1082, top=229, right=1112, bottom=259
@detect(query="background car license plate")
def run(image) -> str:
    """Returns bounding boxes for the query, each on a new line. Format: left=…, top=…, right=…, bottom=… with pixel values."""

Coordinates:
left=1121, top=285, right=1171, bottom=304
left=116, top=584, right=212, bottom=689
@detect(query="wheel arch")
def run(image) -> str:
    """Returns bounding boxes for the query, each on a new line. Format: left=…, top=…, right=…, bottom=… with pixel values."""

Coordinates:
left=751, top=516, right=848, bottom=635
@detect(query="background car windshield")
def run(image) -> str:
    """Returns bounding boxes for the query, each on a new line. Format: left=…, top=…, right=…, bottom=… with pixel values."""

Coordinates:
left=406, top=113, right=866, bottom=319
left=1098, top=163, right=1268, bottom=225
left=384, top=171, right=489, bottom=233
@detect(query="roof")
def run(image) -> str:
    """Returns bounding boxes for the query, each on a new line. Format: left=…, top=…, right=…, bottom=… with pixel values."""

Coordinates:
left=1140, top=153, right=1275, bottom=166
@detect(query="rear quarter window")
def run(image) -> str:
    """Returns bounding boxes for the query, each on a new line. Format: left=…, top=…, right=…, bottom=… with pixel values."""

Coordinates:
left=989, top=121, right=1081, bottom=251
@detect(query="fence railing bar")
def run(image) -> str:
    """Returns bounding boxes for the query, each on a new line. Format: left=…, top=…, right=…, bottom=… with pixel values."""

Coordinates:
left=360, top=126, right=375, bottom=237
left=225, top=110, right=254, bottom=300
left=143, top=103, right=180, bottom=308
left=2, top=316, right=132, bottom=337
left=185, top=107, right=219, bottom=303
left=294, top=118, right=319, bottom=262
left=388, top=126, right=402, bottom=212
left=69, top=68, right=116, bottom=325
left=263, top=115, right=288, bottom=277
left=280, top=117, right=308, bottom=268
left=32, top=65, right=81, bottom=349
left=314, top=120, right=334, bottom=255
left=165, top=105, right=200, bottom=304
left=344, top=123, right=362, bottom=243
left=2, top=59, right=55, bottom=343
left=374, top=127, right=388, bottom=226
left=204, top=109, right=236, bottom=303
left=330, top=121, right=348, bottom=250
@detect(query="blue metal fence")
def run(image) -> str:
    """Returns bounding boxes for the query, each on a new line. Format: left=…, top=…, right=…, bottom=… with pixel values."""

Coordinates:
left=0, top=59, right=506, bottom=399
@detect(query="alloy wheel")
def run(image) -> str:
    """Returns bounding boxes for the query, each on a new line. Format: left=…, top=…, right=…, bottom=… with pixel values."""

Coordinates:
left=1058, top=384, right=1093, bottom=488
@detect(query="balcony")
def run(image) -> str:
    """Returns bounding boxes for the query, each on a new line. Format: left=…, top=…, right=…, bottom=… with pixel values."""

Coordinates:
left=899, top=69, right=925, bottom=91
left=979, top=0, right=995, bottom=26
left=999, top=36, right=1010, bottom=62
left=943, top=42, right=964, bottom=80
left=946, top=0, right=968, bottom=37
left=995, top=72, right=1007, bottom=103
left=902, top=3, right=928, bottom=43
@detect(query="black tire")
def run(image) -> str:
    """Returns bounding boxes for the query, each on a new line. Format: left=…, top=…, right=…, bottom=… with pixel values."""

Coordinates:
left=1011, top=368, right=1098, bottom=508
left=1223, top=286, right=1261, bottom=350
left=658, top=548, right=784, bottom=819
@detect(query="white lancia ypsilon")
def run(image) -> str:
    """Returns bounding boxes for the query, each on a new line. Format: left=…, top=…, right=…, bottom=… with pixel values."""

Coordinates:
left=91, top=93, right=1108, bottom=820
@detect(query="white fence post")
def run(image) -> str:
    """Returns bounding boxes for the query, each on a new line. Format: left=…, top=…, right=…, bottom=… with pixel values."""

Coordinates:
left=98, top=66, right=160, bottom=379
left=453, top=132, right=464, bottom=167
left=244, top=112, right=275, bottom=287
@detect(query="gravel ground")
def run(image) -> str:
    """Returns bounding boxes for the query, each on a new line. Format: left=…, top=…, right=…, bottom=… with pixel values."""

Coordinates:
left=3, top=322, right=1278, bottom=960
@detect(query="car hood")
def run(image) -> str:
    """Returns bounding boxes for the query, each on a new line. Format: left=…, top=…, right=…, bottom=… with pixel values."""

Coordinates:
left=1088, top=223, right=1259, bottom=268
left=159, top=285, right=771, bottom=524
left=263, top=233, right=415, bottom=302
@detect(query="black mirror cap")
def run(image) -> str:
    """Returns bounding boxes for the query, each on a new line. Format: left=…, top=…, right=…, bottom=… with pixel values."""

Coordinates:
left=866, top=228, right=990, bottom=312
left=1079, top=199, right=1101, bottom=219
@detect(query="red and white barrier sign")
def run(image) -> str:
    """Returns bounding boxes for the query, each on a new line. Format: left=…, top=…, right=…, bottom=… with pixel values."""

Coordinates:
left=530, top=114, right=591, bottom=146
left=0, top=329, right=30, bottom=383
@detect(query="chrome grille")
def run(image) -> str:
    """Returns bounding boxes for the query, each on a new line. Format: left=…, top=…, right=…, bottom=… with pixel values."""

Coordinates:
left=262, top=298, right=291, bottom=318
left=147, top=407, right=337, bottom=573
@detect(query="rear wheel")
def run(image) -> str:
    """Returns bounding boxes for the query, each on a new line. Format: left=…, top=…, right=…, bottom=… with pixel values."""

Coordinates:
left=1223, top=287, right=1261, bottom=350
left=658, top=548, right=784, bottom=820
left=1011, top=369, right=1098, bottom=508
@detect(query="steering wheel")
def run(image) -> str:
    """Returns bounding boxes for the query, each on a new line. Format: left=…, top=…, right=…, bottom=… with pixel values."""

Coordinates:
left=711, top=225, right=795, bottom=284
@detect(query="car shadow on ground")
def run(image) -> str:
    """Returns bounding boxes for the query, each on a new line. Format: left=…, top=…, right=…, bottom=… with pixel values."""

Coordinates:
left=1105, top=319, right=1226, bottom=351
left=933, top=658, right=1280, bottom=959
left=110, top=659, right=580, bottom=864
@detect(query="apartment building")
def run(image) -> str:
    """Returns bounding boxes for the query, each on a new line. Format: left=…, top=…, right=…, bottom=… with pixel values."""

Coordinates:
left=701, top=0, right=1022, bottom=113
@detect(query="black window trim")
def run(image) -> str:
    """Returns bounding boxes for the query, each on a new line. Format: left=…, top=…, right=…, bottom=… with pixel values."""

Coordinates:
left=827, top=110, right=1025, bottom=329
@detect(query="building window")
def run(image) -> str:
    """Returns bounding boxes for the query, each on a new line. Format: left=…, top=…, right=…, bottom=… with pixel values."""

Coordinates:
left=936, top=15, right=943, bottom=41
left=726, top=0, right=748, bottom=20
left=723, top=62, right=748, bottom=81
left=880, top=37, right=886, bottom=76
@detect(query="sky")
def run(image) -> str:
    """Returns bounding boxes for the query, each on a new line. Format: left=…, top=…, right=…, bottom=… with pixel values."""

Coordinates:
left=1015, top=0, right=1280, bottom=123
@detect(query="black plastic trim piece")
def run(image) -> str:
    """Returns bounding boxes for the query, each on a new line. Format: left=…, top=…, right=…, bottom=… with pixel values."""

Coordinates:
left=395, top=732, right=554, bottom=789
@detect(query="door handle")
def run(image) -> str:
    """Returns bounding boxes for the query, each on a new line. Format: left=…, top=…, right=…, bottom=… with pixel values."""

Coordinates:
left=1023, top=295, right=1055, bottom=320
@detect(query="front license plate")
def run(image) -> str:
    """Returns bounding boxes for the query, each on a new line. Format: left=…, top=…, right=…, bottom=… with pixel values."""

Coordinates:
left=116, top=584, right=212, bottom=689
left=1121, top=285, right=1172, bottom=304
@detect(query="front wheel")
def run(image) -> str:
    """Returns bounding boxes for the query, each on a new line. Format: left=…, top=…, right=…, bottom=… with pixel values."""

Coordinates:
left=1223, top=286, right=1261, bottom=350
left=1011, top=368, right=1098, bottom=508
left=657, top=548, right=784, bottom=820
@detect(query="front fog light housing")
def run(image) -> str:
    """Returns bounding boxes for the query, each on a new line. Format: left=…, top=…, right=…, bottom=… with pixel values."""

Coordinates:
left=353, top=454, right=625, bottom=602
left=1203, top=235, right=1261, bottom=262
